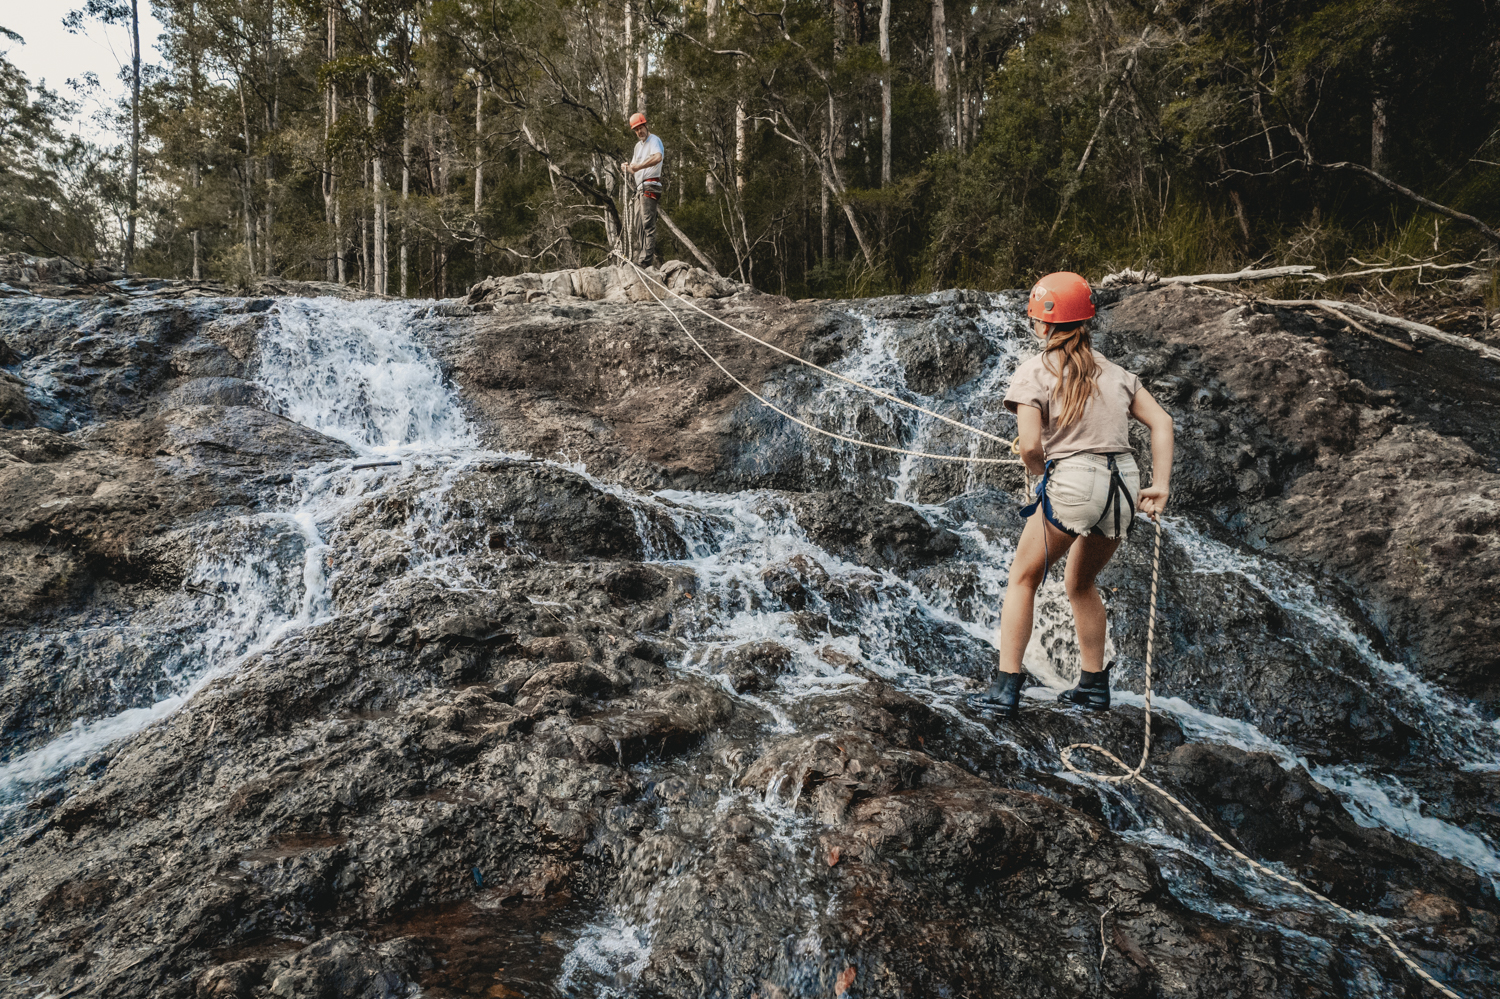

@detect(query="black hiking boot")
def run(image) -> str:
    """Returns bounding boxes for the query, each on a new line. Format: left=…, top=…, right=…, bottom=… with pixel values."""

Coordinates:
left=969, top=672, right=1025, bottom=719
left=1057, top=662, right=1112, bottom=711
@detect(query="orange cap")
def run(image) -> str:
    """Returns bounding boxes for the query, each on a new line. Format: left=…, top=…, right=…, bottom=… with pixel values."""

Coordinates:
left=629, top=112, right=647, bottom=129
left=1027, top=271, right=1096, bottom=323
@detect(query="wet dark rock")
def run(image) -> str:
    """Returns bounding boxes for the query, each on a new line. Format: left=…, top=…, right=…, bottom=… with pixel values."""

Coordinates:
left=260, top=932, right=428, bottom=999
left=443, top=295, right=819, bottom=491
left=894, top=319, right=994, bottom=394
left=0, top=370, right=32, bottom=426
left=1104, top=287, right=1500, bottom=706
left=95, top=406, right=355, bottom=470
left=196, top=957, right=269, bottom=999
left=1163, top=743, right=1498, bottom=918
left=2, top=286, right=1496, bottom=999
left=790, top=491, right=960, bottom=571
left=156, top=376, right=268, bottom=410
left=442, top=462, right=675, bottom=561
left=706, top=640, right=797, bottom=693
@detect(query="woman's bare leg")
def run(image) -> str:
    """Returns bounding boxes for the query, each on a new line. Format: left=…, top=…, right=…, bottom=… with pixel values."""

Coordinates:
left=998, top=511, right=1077, bottom=675
left=1063, top=533, right=1123, bottom=672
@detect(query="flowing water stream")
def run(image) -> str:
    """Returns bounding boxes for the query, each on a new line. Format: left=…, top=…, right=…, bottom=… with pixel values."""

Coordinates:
left=2, top=293, right=1496, bottom=993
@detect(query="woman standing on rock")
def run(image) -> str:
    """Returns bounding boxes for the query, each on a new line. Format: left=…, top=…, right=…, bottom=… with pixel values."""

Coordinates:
left=974, top=272, right=1174, bottom=718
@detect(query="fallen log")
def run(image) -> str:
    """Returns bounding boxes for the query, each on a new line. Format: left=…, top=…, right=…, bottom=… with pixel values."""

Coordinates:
left=1153, top=265, right=1327, bottom=285
left=1105, top=266, right=1500, bottom=363
left=1311, top=302, right=1417, bottom=352
left=1260, top=298, right=1500, bottom=363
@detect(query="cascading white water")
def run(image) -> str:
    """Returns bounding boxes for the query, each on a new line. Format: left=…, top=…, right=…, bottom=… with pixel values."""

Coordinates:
left=258, top=298, right=477, bottom=451
left=4, top=290, right=1494, bottom=987
left=550, top=291, right=1499, bottom=988
left=0, top=297, right=469, bottom=813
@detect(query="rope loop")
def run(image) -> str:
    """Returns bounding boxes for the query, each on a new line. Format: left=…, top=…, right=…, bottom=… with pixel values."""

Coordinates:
left=1057, top=516, right=1462, bottom=999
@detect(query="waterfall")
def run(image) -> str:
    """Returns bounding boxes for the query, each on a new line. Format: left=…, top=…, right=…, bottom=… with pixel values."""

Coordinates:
left=2, top=290, right=1494, bottom=993
left=0, top=297, right=470, bottom=811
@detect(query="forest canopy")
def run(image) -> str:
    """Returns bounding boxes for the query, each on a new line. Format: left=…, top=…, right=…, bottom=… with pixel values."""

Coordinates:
left=2, top=0, right=1498, bottom=299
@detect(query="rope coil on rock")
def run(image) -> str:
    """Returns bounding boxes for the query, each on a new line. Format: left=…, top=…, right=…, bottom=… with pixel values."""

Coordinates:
left=617, top=253, right=1464, bottom=998
left=1062, top=518, right=1463, bottom=998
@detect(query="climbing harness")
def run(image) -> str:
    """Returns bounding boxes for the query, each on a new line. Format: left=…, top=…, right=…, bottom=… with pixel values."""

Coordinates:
left=616, top=255, right=1465, bottom=998
left=1020, top=454, right=1138, bottom=586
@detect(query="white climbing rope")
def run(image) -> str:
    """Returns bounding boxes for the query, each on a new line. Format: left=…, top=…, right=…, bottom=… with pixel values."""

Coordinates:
left=617, top=254, right=1464, bottom=998
left=1063, top=517, right=1464, bottom=998
left=615, top=254, right=1023, bottom=465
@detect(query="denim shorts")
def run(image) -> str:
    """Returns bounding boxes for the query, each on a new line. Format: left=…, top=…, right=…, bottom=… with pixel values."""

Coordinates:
left=1043, top=452, right=1140, bottom=539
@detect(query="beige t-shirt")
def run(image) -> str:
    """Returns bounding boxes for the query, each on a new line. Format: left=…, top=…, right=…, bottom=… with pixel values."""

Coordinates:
left=1003, top=349, right=1143, bottom=460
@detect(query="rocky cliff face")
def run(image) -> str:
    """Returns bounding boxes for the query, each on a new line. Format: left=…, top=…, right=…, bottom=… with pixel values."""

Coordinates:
left=0, top=282, right=1496, bottom=999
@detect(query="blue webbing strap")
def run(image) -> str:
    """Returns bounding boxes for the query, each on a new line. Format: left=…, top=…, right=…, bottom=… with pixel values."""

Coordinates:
left=1019, top=459, right=1077, bottom=587
left=1020, top=455, right=1136, bottom=586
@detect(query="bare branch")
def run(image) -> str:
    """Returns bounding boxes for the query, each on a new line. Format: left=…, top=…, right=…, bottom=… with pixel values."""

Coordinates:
left=1154, top=265, right=1327, bottom=285
left=1280, top=125, right=1500, bottom=247
left=1313, top=303, right=1416, bottom=352
left=1258, top=298, right=1500, bottom=362
left=1318, top=160, right=1500, bottom=247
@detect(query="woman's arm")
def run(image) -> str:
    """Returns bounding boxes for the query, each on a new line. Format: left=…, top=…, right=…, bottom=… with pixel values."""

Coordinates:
left=1015, top=404, right=1046, bottom=475
left=1129, top=388, right=1174, bottom=518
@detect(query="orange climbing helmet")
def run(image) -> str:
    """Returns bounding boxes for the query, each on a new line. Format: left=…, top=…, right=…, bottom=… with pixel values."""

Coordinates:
left=1027, top=271, right=1096, bottom=323
left=629, top=112, right=648, bottom=129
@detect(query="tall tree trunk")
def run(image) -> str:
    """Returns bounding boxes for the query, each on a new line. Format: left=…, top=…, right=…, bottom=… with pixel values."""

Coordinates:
left=879, top=0, right=891, bottom=187
left=623, top=3, right=635, bottom=116
left=333, top=9, right=345, bottom=283
left=125, top=0, right=141, bottom=272
left=369, top=71, right=386, bottom=294
left=735, top=102, right=747, bottom=191
left=335, top=196, right=345, bottom=283
left=323, top=2, right=337, bottom=280
left=188, top=1, right=202, bottom=280
left=401, top=121, right=410, bottom=296
left=820, top=120, right=830, bottom=262
left=931, top=0, right=950, bottom=148
left=237, top=77, right=257, bottom=277
left=400, top=18, right=412, bottom=297
left=1371, top=35, right=1391, bottom=176
left=360, top=173, right=368, bottom=293
left=474, top=75, right=484, bottom=278
left=821, top=184, right=830, bottom=262
left=637, top=43, right=647, bottom=116
left=190, top=161, right=201, bottom=280
left=438, top=118, right=449, bottom=297
left=263, top=10, right=278, bottom=277
left=955, top=21, right=968, bottom=153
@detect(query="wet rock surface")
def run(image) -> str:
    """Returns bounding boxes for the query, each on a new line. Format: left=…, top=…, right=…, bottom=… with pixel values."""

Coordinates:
left=0, top=285, right=1496, bottom=999
left=1101, top=287, right=1500, bottom=706
left=0, top=253, right=389, bottom=302
left=464, top=260, right=750, bottom=308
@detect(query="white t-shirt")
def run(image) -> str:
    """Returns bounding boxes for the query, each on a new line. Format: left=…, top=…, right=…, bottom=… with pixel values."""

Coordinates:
left=632, top=133, right=664, bottom=182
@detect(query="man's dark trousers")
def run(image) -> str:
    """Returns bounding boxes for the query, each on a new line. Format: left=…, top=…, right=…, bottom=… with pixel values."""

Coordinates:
left=640, top=192, right=658, bottom=268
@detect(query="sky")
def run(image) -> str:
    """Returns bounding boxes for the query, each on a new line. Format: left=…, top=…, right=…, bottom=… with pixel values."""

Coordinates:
left=2, top=2, right=167, bottom=143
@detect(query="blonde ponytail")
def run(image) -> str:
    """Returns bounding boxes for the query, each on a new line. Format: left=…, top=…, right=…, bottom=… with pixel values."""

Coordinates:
left=1042, top=321, right=1100, bottom=426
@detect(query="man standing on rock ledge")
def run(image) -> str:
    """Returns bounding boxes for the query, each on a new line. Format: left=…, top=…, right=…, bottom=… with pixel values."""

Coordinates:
left=623, top=112, right=664, bottom=268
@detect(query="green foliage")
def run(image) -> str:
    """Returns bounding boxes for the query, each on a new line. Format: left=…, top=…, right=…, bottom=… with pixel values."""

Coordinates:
left=0, top=47, right=119, bottom=259
left=8, top=0, right=1500, bottom=296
